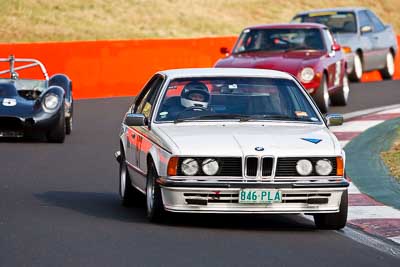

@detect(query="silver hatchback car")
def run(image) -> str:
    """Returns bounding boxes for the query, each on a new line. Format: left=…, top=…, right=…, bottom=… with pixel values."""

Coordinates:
left=292, top=7, right=398, bottom=82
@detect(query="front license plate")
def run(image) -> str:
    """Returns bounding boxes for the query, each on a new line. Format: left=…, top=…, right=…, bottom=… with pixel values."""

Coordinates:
left=239, top=189, right=282, bottom=204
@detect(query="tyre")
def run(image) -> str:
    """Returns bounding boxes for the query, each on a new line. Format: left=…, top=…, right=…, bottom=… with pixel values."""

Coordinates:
left=313, top=74, right=330, bottom=113
left=330, top=73, right=350, bottom=106
left=348, top=53, right=363, bottom=82
left=313, top=190, right=348, bottom=230
left=119, top=152, right=139, bottom=206
left=146, top=160, right=166, bottom=222
left=65, top=116, right=73, bottom=135
left=380, top=51, right=395, bottom=80
left=47, top=110, right=66, bottom=143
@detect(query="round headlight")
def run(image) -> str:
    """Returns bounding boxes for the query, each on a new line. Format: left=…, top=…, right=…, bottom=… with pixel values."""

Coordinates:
left=300, top=67, right=315, bottom=83
left=296, top=159, right=313, bottom=176
left=202, top=158, right=219, bottom=176
left=43, top=93, right=59, bottom=110
left=315, top=159, right=333, bottom=176
left=181, top=158, right=199, bottom=176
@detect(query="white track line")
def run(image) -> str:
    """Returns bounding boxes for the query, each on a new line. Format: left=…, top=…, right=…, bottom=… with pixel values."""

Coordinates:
left=377, top=107, right=400, bottom=114
left=348, top=182, right=361, bottom=194
left=348, top=206, right=400, bottom=220
left=331, top=120, right=384, bottom=132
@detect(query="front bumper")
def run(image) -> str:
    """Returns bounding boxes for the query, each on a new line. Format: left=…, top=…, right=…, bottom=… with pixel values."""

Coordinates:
left=158, top=178, right=348, bottom=214
left=0, top=112, right=61, bottom=138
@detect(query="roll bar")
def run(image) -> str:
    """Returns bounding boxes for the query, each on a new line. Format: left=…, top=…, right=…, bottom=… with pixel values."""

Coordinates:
left=0, top=55, right=49, bottom=80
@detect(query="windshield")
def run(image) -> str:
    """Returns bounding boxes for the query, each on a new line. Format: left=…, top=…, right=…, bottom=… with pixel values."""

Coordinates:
left=233, top=28, right=325, bottom=54
left=155, top=77, right=321, bottom=123
left=0, top=79, right=46, bottom=91
left=293, top=12, right=357, bottom=33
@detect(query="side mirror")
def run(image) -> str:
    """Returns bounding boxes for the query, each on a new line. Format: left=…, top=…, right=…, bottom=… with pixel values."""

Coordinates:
left=331, top=43, right=341, bottom=51
left=220, top=47, right=230, bottom=55
left=360, top=25, right=372, bottom=34
left=124, top=113, right=147, bottom=126
left=326, top=114, right=343, bottom=126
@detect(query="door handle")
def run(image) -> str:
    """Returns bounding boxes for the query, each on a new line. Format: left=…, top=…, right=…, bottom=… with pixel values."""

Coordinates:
left=131, top=133, right=136, bottom=139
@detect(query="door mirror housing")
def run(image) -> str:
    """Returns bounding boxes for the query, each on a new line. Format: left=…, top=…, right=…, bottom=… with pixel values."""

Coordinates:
left=220, top=47, right=230, bottom=55
left=360, top=25, right=372, bottom=34
left=124, top=113, right=147, bottom=126
left=331, top=43, right=341, bottom=51
left=326, top=114, right=343, bottom=126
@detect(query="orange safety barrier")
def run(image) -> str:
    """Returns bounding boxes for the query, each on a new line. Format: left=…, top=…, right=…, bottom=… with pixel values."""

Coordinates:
left=0, top=36, right=398, bottom=99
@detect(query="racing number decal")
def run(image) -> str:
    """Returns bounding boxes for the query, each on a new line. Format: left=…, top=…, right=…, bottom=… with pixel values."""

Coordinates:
left=2, top=98, right=17, bottom=107
left=334, top=62, right=341, bottom=87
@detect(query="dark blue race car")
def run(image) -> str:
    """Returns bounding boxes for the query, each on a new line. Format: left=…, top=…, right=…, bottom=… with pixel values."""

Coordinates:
left=0, top=55, right=73, bottom=143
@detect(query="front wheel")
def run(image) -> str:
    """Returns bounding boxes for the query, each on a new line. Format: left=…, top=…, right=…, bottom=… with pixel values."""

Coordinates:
left=380, top=52, right=395, bottom=80
left=47, top=111, right=66, bottom=143
left=146, top=161, right=166, bottom=222
left=65, top=116, right=73, bottom=135
left=349, top=53, right=363, bottom=82
left=313, top=74, right=330, bottom=113
left=313, top=190, right=348, bottom=230
left=330, top=73, right=350, bottom=106
left=119, top=155, right=139, bottom=206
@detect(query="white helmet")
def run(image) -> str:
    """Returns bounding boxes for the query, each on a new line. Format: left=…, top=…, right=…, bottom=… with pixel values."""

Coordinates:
left=180, top=82, right=210, bottom=109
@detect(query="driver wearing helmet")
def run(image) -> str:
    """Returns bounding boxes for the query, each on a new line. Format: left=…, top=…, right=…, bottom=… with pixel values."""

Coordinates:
left=180, top=81, right=210, bottom=109
left=158, top=81, right=210, bottom=121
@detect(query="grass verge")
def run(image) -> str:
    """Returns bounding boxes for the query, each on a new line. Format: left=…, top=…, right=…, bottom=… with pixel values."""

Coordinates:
left=0, top=0, right=400, bottom=42
left=381, top=127, right=400, bottom=181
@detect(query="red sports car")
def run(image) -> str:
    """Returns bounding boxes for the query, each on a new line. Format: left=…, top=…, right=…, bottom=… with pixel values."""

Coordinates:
left=215, top=23, right=349, bottom=113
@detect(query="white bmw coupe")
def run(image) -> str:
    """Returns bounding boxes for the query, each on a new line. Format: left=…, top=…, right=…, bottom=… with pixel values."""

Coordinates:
left=116, top=68, right=348, bottom=229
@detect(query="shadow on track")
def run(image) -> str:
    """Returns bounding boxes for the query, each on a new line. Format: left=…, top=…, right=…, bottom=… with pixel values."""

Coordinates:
left=35, top=191, right=148, bottom=223
left=36, top=191, right=317, bottom=232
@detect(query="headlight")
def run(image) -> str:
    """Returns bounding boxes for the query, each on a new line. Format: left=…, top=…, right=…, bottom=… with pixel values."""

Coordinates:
left=181, top=158, right=199, bottom=176
left=296, top=159, right=313, bottom=176
left=202, top=158, right=219, bottom=176
left=315, top=159, right=333, bottom=176
left=300, top=67, right=315, bottom=83
left=43, top=93, right=59, bottom=110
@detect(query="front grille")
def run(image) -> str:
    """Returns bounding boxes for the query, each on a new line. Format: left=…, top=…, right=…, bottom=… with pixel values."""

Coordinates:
left=177, top=157, right=242, bottom=177
left=0, top=117, right=23, bottom=132
left=246, top=157, right=258, bottom=177
left=262, top=157, right=273, bottom=176
left=275, top=157, right=337, bottom=177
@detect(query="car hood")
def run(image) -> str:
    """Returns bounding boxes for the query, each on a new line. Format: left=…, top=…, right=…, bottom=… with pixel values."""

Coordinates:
left=215, top=51, right=325, bottom=75
left=156, top=122, right=341, bottom=157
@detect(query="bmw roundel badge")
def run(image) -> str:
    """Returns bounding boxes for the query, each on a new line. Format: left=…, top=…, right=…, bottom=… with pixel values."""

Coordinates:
left=255, top=146, right=264, bottom=151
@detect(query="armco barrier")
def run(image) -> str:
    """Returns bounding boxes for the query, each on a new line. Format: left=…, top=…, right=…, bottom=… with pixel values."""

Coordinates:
left=0, top=36, right=398, bottom=99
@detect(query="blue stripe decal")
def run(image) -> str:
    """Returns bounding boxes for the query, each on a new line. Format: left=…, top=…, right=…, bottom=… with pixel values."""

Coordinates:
left=301, top=138, right=322, bottom=144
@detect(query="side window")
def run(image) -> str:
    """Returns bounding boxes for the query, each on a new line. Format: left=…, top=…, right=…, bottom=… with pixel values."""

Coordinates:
left=136, top=76, right=164, bottom=120
left=358, top=11, right=373, bottom=29
left=366, top=10, right=385, bottom=32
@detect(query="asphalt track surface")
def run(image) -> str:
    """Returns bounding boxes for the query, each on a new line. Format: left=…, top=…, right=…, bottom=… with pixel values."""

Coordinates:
left=1, top=80, right=400, bottom=267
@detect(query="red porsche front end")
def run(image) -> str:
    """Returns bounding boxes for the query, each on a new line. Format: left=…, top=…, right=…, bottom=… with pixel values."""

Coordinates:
left=214, top=23, right=348, bottom=112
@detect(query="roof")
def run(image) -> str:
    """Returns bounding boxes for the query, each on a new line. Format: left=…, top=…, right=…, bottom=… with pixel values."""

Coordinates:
left=295, top=7, right=367, bottom=16
left=246, top=23, right=327, bottom=30
left=158, top=68, right=295, bottom=80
